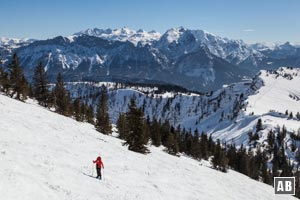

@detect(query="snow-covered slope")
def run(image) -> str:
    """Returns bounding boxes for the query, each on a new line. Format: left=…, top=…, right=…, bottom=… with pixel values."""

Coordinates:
left=246, top=67, right=300, bottom=115
left=231, top=67, right=300, bottom=150
left=151, top=66, right=300, bottom=150
left=0, top=94, right=294, bottom=200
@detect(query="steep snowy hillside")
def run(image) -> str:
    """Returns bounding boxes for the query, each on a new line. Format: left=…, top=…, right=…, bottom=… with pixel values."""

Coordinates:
left=0, top=94, right=295, bottom=200
left=246, top=67, right=300, bottom=115
left=63, top=67, right=300, bottom=165
left=64, top=81, right=251, bottom=129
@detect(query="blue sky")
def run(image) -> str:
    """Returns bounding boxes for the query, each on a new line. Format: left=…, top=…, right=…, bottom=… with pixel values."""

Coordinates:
left=0, top=0, right=299, bottom=43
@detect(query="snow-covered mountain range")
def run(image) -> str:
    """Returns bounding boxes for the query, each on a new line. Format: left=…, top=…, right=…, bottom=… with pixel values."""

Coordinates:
left=0, top=37, right=35, bottom=61
left=1, top=27, right=300, bottom=91
left=0, top=37, right=35, bottom=47
left=0, top=93, right=295, bottom=200
left=73, top=27, right=161, bottom=45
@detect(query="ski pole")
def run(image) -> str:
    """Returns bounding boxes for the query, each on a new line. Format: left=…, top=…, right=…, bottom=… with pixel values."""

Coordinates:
left=91, top=163, right=94, bottom=176
left=102, top=167, right=104, bottom=181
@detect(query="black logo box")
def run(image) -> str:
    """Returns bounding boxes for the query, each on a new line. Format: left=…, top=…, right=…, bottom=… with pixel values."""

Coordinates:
left=274, top=177, right=295, bottom=195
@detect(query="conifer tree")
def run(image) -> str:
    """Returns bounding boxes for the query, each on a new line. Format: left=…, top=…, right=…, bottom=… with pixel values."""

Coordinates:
left=7, top=53, right=28, bottom=100
left=236, top=145, right=249, bottom=175
left=165, top=132, right=179, bottom=155
left=285, top=110, right=289, bottom=115
left=161, top=120, right=171, bottom=146
left=207, top=134, right=215, bottom=154
left=249, top=150, right=260, bottom=180
left=33, top=62, right=49, bottom=106
left=0, top=70, right=9, bottom=93
left=86, top=105, right=94, bottom=124
left=95, top=92, right=112, bottom=134
left=27, top=84, right=34, bottom=98
left=256, top=118, right=263, bottom=132
left=143, top=119, right=150, bottom=146
left=227, top=144, right=237, bottom=168
left=296, top=112, right=300, bottom=120
left=191, top=129, right=201, bottom=159
left=289, top=112, right=294, bottom=119
left=117, top=113, right=127, bottom=139
left=80, top=102, right=87, bottom=121
left=53, top=73, right=71, bottom=116
left=261, top=164, right=272, bottom=184
left=73, top=97, right=81, bottom=121
left=150, top=118, right=162, bottom=147
left=0, top=65, right=4, bottom=90
left=200, top=132, right=208, bottom=159
left=295, top=151, right=300, bottom=171
left=124, top=98, right=148, bottom=153
left=176, top=126, right=186, bottom=153
left=212, top=140, right=228, bottom=172
left=0, top=58, right=9, bottom=93
left=272, top=144, right=279, bottom=177
left=183, top=132, right=193, bottom=155
left=267, top=130, right=275, bottom=149
left=219, top=152, right=229, bottom=172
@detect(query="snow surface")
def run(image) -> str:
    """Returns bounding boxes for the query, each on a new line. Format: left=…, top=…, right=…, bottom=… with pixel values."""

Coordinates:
left=247, top=68, right=300, bottom=115
left=0, top=94, right=295, bottom=200
left=198, top=68, right=300, bottom=148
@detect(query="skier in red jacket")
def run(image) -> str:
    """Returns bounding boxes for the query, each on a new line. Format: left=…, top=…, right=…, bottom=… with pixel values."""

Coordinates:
left=93, top=156, right=104, bottom=179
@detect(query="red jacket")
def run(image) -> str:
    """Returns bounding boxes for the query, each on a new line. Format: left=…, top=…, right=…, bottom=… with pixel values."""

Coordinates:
left=93, top=157, right=104, bottom=169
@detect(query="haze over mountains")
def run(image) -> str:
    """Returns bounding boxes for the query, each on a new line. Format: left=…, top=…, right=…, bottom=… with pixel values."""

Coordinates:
left=1, top=27, right=300, bottom=91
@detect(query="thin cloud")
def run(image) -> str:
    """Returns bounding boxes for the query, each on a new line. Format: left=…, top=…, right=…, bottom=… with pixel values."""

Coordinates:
left=242, top=29, right=255, bottom=32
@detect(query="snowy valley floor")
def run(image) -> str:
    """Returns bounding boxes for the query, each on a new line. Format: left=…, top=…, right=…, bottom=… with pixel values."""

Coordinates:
left=0, top=94, right=296, bottom=200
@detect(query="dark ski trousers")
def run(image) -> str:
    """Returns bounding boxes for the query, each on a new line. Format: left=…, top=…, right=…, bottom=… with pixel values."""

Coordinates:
left=96, top=167, right=102, bottom=179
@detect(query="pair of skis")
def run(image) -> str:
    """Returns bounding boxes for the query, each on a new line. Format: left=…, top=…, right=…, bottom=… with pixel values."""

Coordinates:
left=83, top=172, right=103, bottom=180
